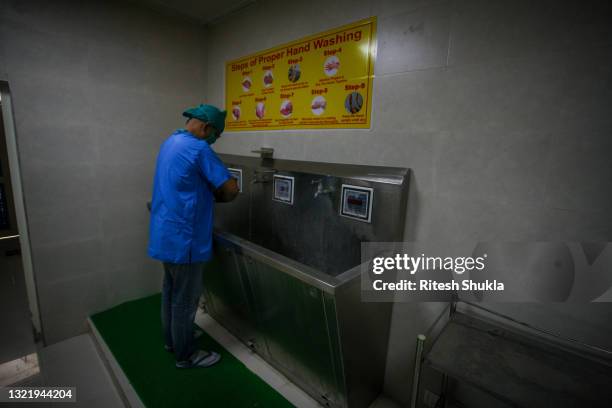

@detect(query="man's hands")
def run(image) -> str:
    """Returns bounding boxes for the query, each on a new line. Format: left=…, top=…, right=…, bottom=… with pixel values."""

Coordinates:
left=214, top=177, right=239, bottom=202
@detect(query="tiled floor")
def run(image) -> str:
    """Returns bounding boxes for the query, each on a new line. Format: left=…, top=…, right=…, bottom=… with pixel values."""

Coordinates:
left=39, top=335, right=124, bottom=407
left=15, top=311, right=401, bottom=408
left=10, top=334, right=124, bottom=408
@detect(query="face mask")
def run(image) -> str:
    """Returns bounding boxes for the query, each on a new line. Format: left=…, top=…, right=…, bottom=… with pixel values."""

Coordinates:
left=204, top=125, right=220, bottom=144
left=204, top=131, right=219, bottom=145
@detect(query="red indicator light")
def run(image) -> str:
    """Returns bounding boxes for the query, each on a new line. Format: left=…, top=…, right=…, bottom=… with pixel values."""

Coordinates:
left=347, top=197, right=363, bottom=205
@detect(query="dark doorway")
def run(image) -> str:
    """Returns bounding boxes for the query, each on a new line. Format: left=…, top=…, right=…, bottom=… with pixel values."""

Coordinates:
left=0, top=91, right=39, bottom=384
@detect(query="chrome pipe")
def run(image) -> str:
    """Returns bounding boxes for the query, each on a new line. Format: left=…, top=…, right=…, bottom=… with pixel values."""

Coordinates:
left=411, top=334, right=426, bottom=408
left=0, top=234, right=19, bottom=241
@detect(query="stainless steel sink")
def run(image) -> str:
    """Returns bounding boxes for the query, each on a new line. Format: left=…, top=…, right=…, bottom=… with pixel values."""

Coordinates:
left=203, top=154, right=410, bottom=408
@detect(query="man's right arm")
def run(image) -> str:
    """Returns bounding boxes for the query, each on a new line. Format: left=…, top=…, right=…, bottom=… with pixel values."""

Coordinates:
left=198, top=145, right=239, bottom=203
left=214, top=177, right=239, bottom=202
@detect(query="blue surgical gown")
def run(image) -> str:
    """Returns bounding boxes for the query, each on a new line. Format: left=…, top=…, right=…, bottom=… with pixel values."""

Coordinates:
left=148, top=129, right=230, bottom=264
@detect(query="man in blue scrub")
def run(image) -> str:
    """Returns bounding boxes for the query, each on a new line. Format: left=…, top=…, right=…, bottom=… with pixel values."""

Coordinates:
left=148, top=104, right=238, bottom=368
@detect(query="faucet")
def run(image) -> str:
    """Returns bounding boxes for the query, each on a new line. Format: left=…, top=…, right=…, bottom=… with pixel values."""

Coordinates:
left=252, top=169, right=276, bottom=184
left=312, top=177, right=334, bottom=198
left=251, top=147, right=274, bottom=160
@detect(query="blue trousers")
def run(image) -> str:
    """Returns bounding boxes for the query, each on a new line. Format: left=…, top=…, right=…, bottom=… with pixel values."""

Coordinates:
left=161, top=262, right=204, bottom=362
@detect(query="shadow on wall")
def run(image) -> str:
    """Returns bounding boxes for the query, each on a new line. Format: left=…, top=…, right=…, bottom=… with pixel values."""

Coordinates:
left=403, top=171, right=419, bottom=243
left=380, top=170, right=451, bottom=405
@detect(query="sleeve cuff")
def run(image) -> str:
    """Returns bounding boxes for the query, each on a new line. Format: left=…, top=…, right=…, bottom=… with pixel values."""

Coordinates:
left=213, top=173, right=231, bottom=190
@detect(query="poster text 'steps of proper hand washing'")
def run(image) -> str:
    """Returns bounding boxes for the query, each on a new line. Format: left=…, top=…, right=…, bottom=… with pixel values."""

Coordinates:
left=225, top=17, right=377, bottom=131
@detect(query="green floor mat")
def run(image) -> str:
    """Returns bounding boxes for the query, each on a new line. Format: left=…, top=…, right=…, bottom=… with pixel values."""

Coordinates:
left=91, top=293, right=294, bottom=408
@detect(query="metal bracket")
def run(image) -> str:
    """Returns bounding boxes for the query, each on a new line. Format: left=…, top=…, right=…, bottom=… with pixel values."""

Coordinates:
left=251, top=147, right=274, bottom=159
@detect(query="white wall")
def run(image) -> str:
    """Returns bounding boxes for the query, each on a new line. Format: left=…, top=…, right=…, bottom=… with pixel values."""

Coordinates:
left=0, top=0, right=209, bottom=344
left=205, top=0, right=612, bottom=405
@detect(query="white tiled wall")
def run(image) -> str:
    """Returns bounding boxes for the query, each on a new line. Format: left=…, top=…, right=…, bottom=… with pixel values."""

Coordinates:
left=0, top=0, right=209, bottom=345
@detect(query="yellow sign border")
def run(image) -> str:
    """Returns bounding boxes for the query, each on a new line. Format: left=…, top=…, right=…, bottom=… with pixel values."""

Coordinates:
left=224, top=16, right=377, bottom=132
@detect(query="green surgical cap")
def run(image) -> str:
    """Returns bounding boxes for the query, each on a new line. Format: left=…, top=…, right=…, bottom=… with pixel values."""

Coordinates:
left=182, top=104, right=227, bottom=136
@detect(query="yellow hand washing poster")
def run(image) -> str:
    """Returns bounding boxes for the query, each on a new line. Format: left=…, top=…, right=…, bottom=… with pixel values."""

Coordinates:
left=224, top=17, right=377, bottom=131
